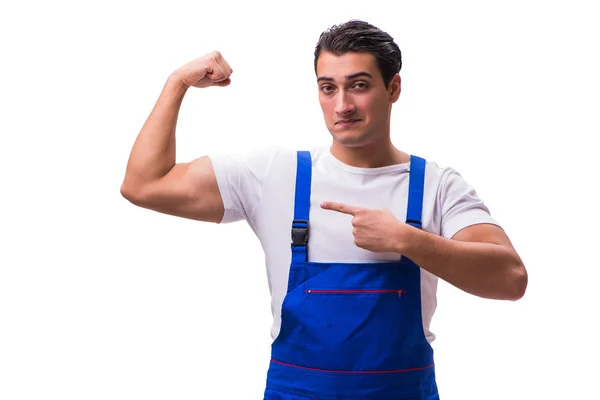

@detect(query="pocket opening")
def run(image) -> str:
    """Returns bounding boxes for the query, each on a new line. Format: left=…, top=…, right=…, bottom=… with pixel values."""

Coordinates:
left=306, top=289, right=405, bottom=296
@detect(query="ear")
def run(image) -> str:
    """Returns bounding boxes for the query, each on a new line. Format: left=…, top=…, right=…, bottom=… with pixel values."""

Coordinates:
left=389, top=74, right=401, bottom=103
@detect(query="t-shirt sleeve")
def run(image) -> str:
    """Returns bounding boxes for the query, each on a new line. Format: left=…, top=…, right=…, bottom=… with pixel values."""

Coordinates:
left=208, top=146, right=279, bottom=224
left=438, top=168, right=501, bottom=239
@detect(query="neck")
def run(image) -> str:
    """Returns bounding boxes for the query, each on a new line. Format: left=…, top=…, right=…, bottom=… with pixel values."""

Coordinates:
left=329, top=137, right=410, bottom=168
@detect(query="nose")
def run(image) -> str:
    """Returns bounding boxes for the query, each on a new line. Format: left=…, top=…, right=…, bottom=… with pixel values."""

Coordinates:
left=334, top=90, right=355, bottom=116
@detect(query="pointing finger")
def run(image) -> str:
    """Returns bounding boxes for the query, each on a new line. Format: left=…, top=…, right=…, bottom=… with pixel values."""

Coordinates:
left=320, top=201, right=361, bottom=215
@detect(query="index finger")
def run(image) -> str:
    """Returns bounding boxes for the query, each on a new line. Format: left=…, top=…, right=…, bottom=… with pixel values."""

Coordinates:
left=320, top=201, right=360, bottom=215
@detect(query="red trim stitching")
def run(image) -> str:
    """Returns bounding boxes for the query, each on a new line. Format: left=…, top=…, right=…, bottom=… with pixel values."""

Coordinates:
left=271, top=358, right=434, bottom=374
left=306, top=289, right=405, bottom=295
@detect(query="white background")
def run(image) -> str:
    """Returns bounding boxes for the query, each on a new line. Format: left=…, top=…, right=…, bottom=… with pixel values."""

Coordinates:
left=1, top=0, right=598, bottom=399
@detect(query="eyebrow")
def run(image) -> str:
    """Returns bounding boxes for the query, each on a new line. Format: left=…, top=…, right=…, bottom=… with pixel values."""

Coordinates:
left=317, top=72, right=373, bottom=82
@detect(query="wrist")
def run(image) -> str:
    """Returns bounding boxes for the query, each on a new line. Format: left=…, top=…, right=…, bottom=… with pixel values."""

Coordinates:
left=392, top=221, right=417, bottom=255
left=167, top=72, right=190, bottom=91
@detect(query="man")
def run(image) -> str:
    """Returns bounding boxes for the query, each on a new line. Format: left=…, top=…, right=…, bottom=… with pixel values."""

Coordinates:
left=121, top=20, right=527, bottom=400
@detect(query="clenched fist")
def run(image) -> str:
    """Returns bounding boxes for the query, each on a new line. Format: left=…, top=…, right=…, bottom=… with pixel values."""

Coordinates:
left=172, top=51, right=233, bottom=89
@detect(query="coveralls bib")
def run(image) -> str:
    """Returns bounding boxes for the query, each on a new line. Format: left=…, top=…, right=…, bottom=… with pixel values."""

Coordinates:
left=264, top=151, right=439, bottom=400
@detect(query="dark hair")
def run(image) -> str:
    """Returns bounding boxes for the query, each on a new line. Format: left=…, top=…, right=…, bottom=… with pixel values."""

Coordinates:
left=314, top=20, right=402, bottom=88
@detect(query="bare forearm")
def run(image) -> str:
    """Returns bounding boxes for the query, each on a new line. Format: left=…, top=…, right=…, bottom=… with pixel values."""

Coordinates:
left=122, top=74, right=189, bottom=189
left=395, top=225, right=527, bottom=300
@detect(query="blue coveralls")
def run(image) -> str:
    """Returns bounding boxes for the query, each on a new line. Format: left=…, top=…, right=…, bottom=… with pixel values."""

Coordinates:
left=263, top=151, right=440, bottom=400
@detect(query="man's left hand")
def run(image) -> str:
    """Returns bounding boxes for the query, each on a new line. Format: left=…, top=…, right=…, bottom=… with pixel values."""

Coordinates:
left=320, top=201, right=409, bottom=253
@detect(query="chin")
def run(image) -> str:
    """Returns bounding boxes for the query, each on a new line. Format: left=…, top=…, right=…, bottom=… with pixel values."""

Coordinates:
left=331, top=131, right=370, bottom=147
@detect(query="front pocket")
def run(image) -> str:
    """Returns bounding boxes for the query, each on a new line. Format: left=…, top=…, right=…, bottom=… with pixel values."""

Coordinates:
left=296, top=286, right=419, bottom=371
left=275, top=262, right=429, bottom=372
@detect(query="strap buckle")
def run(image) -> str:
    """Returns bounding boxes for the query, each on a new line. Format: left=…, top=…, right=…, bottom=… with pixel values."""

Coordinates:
left=291, top=219, right=309, bottom=246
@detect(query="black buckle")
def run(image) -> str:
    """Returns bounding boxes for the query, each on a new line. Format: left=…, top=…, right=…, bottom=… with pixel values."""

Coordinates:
left=291, top=219, right=309, bottom=246
left=405, top=219, right=422, bottom=228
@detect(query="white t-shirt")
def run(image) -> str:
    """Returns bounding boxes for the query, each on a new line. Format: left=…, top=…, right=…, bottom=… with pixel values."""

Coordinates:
left=209, top=145, right=499, bottom=344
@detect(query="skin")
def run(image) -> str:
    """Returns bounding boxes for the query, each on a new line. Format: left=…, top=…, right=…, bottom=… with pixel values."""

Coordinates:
left=320, top=201, right=527, bottom=300
left=316, top=51, right=528, bottom=301
left=316, top=51, right=410, bottom=168
left=122, top=50, right=528, bottom=301
left=120, top=52, right=232, bottom=223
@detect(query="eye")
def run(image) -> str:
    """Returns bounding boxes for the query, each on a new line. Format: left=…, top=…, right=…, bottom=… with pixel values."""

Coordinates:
left=352, top=82, right=368, bottom=90
left=320, top=85, right=335, bottom=94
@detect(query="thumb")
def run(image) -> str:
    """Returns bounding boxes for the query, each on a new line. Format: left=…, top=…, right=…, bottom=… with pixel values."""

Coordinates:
left=213, top=78, right=231, bottom=87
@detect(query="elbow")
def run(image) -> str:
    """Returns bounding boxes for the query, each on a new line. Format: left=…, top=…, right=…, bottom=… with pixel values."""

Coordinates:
left=120, top=181, right=145, bottom=205
left=120, top=181, right=134, bottom=201
left=507, top=263, right=528, bottom=301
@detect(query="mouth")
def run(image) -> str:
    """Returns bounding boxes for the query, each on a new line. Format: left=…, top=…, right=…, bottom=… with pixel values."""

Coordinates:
left=335, top=119, right=362, bottom=126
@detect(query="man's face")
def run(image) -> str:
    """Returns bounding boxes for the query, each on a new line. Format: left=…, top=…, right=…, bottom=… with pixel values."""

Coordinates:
left=316, top=51, right=400, bottom=147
